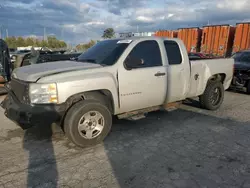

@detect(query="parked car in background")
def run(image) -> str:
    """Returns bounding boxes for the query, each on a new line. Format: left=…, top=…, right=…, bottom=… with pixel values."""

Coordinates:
left=0, top=41, right=82, bottom=95
left=11, top=48, right=82, bottom=67
left=230, top=50, right=250, bottom=94
left=188, top=52, right=212, bottom=60
left=0, top=39, right=12, bottom=95
left=1, top=37, right=234, bottom=147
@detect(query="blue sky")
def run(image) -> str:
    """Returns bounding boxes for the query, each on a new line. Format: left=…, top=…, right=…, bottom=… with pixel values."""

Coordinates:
left=0, top=0, right=249, bottom=45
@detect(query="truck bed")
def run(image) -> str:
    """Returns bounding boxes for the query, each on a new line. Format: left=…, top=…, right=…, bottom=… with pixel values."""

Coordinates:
left=187, top=58, right=234, bottom=98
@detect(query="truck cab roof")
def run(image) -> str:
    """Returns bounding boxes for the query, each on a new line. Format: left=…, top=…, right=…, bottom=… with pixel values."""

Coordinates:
left=108, top=36, right=181, bottom=42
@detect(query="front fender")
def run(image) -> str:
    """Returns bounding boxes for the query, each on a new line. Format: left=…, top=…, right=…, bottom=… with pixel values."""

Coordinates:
left=55, top=72, right=119, bottom=113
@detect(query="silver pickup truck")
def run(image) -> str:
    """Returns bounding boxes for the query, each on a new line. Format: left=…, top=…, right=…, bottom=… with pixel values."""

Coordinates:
left=1, top=37, right=234, bottom=147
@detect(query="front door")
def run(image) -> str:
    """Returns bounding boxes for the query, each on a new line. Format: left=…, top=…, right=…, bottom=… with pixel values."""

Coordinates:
left=118, top=40, right=167, bottom=113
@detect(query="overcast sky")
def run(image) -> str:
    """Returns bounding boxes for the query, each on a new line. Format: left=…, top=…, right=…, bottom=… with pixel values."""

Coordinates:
left=0, top=0, right=249, bottom=45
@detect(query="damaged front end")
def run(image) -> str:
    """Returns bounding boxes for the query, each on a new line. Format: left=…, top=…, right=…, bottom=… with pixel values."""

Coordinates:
left=231, top=68, right=250, bottom=93
left=232, top=69, right=250, bottom=87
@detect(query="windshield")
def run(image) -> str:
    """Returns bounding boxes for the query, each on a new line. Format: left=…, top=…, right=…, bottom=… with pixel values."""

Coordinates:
left=77, top=39, right=130, bottom=66
left=233, top=52, right=250, bottom=63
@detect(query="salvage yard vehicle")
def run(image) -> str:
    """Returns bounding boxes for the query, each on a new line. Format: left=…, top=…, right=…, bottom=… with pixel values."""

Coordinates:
left=0, top=39, right=12, bottom=95
left=230, top=50, right=250, bottom=94
left=12, top=49, right=82, bottom=67
left=1, top=37, right=234, bottom=147
left=0, top=44, right=81, bottom=94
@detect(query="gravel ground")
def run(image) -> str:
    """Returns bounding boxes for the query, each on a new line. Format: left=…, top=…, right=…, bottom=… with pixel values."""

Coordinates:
left=0, top=91, right=250, bottom=188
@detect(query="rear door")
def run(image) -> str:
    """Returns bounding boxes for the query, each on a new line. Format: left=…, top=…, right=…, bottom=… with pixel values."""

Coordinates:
left=118, top=40, right=167, bottom=112
left=164, top=40, right=191, bottom=103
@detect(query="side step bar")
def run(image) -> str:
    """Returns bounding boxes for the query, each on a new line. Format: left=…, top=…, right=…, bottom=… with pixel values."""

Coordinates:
left=117, top=101, right=182, bottom=120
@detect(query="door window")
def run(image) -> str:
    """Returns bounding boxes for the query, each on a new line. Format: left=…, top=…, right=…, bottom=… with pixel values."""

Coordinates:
left=126, top=40, right=162, bottom=68
left=164, top=41, right=182, bottom=65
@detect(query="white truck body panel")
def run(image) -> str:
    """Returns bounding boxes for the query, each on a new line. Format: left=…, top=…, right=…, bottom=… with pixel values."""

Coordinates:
left=187, top=58, right=233, bottom=98
left=12, top=61, right=101, bottom=82
left=10, top=37, right=234, bottom=115
left=165, top=39, right=191, bottom=103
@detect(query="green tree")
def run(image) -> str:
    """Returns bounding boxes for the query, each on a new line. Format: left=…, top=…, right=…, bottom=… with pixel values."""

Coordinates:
left=34, top=39, right=41, bottom=47
left=102, top=28, right=115, bottom=39
left=40, top=40, right=48, bottom=47
left=26, top=37, right=35, bottom=46
left=16, top=37, right=26, bottom=47
left=46, top=36, right=67, bottom=49
left=47, top=36, right=57, bottom=48
left=59, top=41, right=67, bottom=48
left=76, top=40, right=97, bottom=51
left=5, top=37, right=17, bottom=48
left=4, top=36, right=67, bottom=49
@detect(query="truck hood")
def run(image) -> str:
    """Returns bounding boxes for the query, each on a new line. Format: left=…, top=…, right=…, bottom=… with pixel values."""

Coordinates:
left=12, top=60, right=102, bottom=82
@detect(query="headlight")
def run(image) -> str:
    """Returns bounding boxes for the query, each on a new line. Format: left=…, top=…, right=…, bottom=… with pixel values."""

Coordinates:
left=29, top=83, right=58, bottom=104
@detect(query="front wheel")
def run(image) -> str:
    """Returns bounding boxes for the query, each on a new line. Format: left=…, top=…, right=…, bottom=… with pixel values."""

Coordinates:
left=64, top=100, right=112, bottom=147
left=199, top=81, right=224, bottom=111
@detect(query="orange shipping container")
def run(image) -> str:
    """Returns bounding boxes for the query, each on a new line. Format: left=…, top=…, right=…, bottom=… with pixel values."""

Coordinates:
left=154, top=30, right=177, bottom=38
left=177, top=27, right=202, bottom=53
left=201, top=25, right=235, bottom=57
left=232, top=23, right=250, bottom=53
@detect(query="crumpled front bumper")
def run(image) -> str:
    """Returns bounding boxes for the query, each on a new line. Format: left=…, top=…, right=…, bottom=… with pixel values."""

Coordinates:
left=0, top=90, right=66, bottom=129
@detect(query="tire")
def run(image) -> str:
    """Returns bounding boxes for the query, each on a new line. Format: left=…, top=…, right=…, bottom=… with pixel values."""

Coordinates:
left=199, top=81, right=224, bottom=111
left=246, top=81, right=250, bottom=94
left=64, top=100, right=112, bottom=148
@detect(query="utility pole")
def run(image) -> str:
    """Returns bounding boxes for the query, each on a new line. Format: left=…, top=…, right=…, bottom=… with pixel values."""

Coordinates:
left=6, top=29, right=8, bottom=38
left=0, top=25, right=2, bottom=39
left=61, top=28, right=64, bottom=40
left=43, top=27, right=47, bottom=41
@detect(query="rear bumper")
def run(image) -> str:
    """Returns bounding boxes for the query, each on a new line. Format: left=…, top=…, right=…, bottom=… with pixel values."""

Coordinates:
left=0, top=91, right=66, bottom=129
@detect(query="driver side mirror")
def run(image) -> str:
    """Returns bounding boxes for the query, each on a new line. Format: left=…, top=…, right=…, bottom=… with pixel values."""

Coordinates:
left=124, top=56, right=144, bottom=70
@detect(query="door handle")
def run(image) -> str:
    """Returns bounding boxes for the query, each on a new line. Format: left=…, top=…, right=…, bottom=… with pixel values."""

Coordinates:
left=155, top=72, right=166, bottom=77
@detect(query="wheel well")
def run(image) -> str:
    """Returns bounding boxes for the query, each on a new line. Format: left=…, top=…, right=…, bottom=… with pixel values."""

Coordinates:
left=59, top=90, right=114, bottom=132
left=208, top=73, right=226, bottom=83
left=64, top=90, right=114, bottom=114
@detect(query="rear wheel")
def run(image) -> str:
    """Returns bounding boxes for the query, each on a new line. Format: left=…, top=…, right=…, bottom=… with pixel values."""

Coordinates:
left=64, top=100, right=112, bottom=147
left=199, top=81, right=224, bottom=110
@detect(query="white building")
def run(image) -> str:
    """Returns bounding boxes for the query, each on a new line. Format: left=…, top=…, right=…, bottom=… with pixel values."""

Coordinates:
left=17, top=46, right=42, bottom=51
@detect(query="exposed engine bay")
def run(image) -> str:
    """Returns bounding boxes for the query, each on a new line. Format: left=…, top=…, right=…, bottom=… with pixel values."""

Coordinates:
left=232, top=69, right=250, bottom=88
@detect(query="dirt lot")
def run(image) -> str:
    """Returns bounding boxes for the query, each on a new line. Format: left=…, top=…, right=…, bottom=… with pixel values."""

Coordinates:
left=0, top=91, right=250, bottom=188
